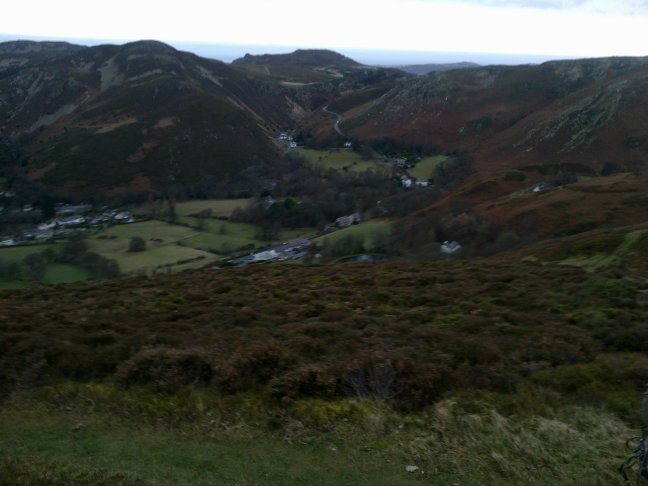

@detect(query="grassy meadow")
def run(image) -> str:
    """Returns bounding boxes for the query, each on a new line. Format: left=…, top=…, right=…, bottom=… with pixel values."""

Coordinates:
left=296, top=148, right=390, bottom=173
left=409, top=155, right=450, bottom=180
left=87, top=220, right=218, bottom=275
left=42, top=264, right=90, bottom=284
left=0, top=242, right=91, bottom=288
left=0, top=197, right=318, bottom=286
left=314, top=220, right=392, bottom=251
left=0, top=242, right=60, bottom=260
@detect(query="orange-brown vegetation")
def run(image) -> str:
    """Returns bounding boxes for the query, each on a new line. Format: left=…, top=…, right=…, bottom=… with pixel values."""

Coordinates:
left=2, top=257, right=647, bottom=413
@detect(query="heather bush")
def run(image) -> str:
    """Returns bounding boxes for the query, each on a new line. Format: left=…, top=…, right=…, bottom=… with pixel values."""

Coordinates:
left=269, top=364, right=338, bottom=400
left=220, top=340, right=292, bottom=391
left=117, top=347, right=213, bottom=393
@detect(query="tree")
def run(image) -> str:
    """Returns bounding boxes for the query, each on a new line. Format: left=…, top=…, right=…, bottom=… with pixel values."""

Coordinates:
left=23, top=253, right=47, bottom=281
left=61, top=232, right=88, bottom=262
left=0, top=258, right=21, bottom=280
left=128, top=237, right=147, bottom=253
left=256, top=224, right=280, bottom=242
left=195, top=208, right=212, bottom=230
left=39, top=194, right=56, bottom=220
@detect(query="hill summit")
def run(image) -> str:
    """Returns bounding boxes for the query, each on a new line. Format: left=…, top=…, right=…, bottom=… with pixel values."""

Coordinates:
left=233, top=49, right=361, bottom=69
left=0, top=40, right=297, bottom=195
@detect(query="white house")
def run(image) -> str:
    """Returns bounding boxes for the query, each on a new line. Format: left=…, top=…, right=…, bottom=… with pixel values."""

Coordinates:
left=441, top=240, right=462, bottom=254
left=38, top=220, right=57, bottom=231
left=58, top=215, right=86, bottom=227
left=335, top=213, right=362, bottom=228
left=253, top=249, right=279, bottom=262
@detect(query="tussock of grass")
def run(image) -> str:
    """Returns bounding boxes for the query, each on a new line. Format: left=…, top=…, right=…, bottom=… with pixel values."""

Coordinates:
left=0, top=388, right=634, bottom=485
left=402, top=400, right=627, bottom=485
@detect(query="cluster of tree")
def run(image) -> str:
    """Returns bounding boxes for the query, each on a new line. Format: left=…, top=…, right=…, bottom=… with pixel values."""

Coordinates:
left=0, top=139, right=20, bottom=169
left=389, top=204, right=535, bottom=259
left=231, top=155, right=397, bottom=230
left=367, top=137, right=442, bottom=158
left=315, top=233, right=389, bottom=260
left=59, top=233, right=120, bottom=278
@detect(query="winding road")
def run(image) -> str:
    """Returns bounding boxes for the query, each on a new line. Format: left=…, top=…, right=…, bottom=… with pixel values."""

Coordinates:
left=322, top=105, right=345, bottom=137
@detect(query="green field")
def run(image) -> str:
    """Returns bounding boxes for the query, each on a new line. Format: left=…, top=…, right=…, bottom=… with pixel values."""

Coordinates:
left=88, top=221, right=218, bottom=275
left=178, top=217, right=314, bottom=254
left=0, top=243, right=86, bottom=288
left=0, top=405, right=411, bottom=486
left=296, top=148, right=390, bottom=173
left=97, top=220, right=198, bottom=241
left=0, top=279, right=30, bottom=289
left=174, top=198, right=253, bottom=218
left=314, top=220, right=392, bottom=251
left=409, top=155, right=450, bottom=180
left=0, top=218, right=315, bottom=284
left=0, top=243, right=59, bottom=260
left=134, top=199, right=254, bottom=219
left=177, top=218, right=264, bottom=254
left=181, top=231, right=261, bottom=254
left=42, top=264, right=90, bottom=284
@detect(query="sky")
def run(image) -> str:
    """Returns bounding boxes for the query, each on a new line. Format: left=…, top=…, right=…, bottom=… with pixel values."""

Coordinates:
left=2, top=0, right=648, bottom=65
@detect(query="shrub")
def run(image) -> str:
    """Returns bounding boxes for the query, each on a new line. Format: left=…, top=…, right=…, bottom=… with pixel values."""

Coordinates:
left=117, top=347, right=213, bottom=393
left=269, top=364, right=338, bottom=399
left=128, top=237, right=147, bottom=252
left=342, top=351, right=455, bottom=410
left=220, top=341, right=291, bottom=391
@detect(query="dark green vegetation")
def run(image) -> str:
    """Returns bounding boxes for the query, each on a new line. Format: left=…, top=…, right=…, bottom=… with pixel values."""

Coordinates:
left=2, top=247, right=647, bottom=483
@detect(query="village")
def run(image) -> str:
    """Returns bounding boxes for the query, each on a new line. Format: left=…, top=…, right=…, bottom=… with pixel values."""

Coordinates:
left=0, top=203, right=135, bottom=247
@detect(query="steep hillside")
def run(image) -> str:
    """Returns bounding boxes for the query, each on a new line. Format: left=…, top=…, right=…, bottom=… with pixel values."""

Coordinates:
left=315, top=57, right=648, bottom=246
left=0, top=40, right=299, bottom=195
left=341, top=57, right=648, bottom=175
left=0, top=41, right=86, bottom=80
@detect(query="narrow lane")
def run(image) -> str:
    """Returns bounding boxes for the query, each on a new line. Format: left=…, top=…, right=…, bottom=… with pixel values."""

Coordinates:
left=322, top=105, right=344, bottom=137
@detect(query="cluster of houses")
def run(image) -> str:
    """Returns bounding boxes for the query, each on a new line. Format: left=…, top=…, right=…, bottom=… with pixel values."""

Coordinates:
left=0, top=205, right=134, bottom=248
left=278, top=132, right=297, bottom=149
left=335, top=212, right=361, bottom=228
left=441, top=240, right=462, bottom=254
left=380, top=156, right=432, bottom=189
left=399, top=174, right=430, bottom=188
left=226, top=238, right=311, bottom=266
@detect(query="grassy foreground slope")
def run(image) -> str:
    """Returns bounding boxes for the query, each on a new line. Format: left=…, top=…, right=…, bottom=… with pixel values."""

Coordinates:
left=2, top=248, right=648, bottom=483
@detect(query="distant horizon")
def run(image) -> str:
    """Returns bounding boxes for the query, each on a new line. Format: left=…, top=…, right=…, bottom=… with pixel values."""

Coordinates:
left=3, top=0, right=648, bottom=62
left=0, top=34, right=583, bottom=67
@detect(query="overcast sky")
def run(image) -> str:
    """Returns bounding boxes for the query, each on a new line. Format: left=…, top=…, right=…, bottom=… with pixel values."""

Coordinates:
left=2, top=0, right=648, bottom=64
